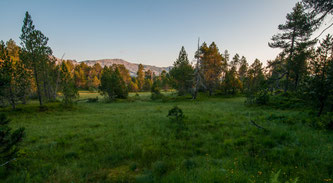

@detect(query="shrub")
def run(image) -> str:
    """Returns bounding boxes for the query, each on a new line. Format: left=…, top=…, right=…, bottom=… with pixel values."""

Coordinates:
left=312, top=112, right=333, bottom=130
left=87, top=97, right=98, bottom=103
left=167, top=106, right=185, bottom=123
left=245, top=89, right=269, bottom=105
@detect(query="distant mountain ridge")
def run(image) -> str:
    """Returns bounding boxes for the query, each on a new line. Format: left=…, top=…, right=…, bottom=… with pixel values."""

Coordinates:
left=56, top=58, right=172, bottom=76
left=82, top=59, right=172, bottom=76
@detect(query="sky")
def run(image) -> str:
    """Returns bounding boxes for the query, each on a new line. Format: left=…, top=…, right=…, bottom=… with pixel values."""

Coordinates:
left=1, top=0, right=331, bottom=67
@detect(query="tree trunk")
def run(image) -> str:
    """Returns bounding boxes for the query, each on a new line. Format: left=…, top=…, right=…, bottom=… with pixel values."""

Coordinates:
left=34, top=66, right=43, bottom=106
left=285, top=28, right=296, bottom=93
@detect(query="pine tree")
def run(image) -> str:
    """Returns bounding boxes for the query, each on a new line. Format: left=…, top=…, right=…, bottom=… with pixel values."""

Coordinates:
left=269, top=3, right=316, bottom=91
left=0, top=113, right=25, bottom=167
left=247, top=59, right=265, bottom=93
left=136, top=64, right=145, bottom=91
left=201, top=42, right=223, bottom=96
left=169, top=46, right=194, bottom=95
left=238, top=56, right=248, bottom=93
left=20, top=12, right=53, bottom=106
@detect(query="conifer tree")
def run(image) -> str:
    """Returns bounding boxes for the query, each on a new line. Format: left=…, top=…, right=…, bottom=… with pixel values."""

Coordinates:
left=238, top=56, right=248, bottom=92
left=201, top=42, right=223, bottom=95
left=307, top=34, right=333, bottom=116
left=60, top=62, right=78, bottom=106
left=269, top=3, right=316, bottom=91
left=169, top=46, right=194, bottom=95
left=136, top=64, right=145, bottom=91
left=100, top=66, right=128, bottom=101
left=0, top=113, right=25, bottom=167
left=20, top=12, right=53, bottom=106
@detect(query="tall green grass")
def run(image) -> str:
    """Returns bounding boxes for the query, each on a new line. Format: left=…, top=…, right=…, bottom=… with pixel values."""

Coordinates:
left=1, top=92, right=332, bottom=182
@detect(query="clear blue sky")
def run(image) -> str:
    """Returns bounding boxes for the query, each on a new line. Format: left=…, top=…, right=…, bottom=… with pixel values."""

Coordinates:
left=0, top=0, right=305, bottom=67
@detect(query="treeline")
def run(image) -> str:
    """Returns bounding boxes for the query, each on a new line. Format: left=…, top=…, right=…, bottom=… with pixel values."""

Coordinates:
left=0, top=12, right=173, bottom=107
left=169, top=1, right=333, bottom=122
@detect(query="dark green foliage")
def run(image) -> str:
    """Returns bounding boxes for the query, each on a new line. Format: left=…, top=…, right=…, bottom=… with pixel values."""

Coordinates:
left=87, top=97, right=99, bottom=103
left=269, top=3, right=316, bottom=92
left=245, top=89, right=270, bottom=105
left=302, top=0, right=333, bottom=25
left=305, top=35, right=333, bottom=116
left=167, top=106, right=184, bottom=123
left=99, top=65, right=128, bottom=101
left=151, top=78, right=163, bottom=100
left=152, top=160, right=168, bottom=177
left=169, top=46, right=194, bottom=95
left=0, top=114, right=25, bottom=167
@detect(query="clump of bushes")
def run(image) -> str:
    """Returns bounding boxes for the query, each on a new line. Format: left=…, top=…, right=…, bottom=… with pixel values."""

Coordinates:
left=245, top=89, right=270, bottom=105
left=87, top=97, right=98, bottom=103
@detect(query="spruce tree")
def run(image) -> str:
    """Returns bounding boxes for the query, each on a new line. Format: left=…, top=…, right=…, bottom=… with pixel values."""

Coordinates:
left=169, top=46, right=194, bottom=95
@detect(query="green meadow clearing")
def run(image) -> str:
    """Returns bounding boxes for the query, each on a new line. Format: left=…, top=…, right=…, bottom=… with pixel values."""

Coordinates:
left=1, top=92, right=332, bottom=183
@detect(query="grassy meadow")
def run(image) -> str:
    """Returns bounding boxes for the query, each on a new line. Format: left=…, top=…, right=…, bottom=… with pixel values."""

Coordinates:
left=1, top=91, right=332, bottom=182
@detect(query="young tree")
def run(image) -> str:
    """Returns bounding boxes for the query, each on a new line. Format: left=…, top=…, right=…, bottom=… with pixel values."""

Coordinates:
left=0, top=113, right=25, bottom=167
left=160, top=70, right=169, bottom=91
left=169, top=46, right=194, bottom=95
left=223, top=66, right=241, bottom=95
left=269, top=3, right=316, bottom=92
left=238, top=56, right=248, bottom=93
left=60, top=62, right=78, bottom=106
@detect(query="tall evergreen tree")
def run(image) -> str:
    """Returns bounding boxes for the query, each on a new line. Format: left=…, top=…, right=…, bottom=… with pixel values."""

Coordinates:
left=20, top=12, right=53, bottom=106
left=201, top=42, right=223, bottom=96
left=169, top=46, right=194, bottom=95
left=269, top=3, right=316, bottom=91
left=136, top=64, right=145, bottom=91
